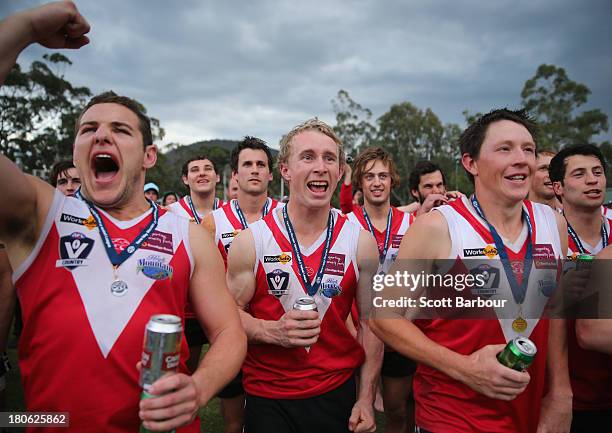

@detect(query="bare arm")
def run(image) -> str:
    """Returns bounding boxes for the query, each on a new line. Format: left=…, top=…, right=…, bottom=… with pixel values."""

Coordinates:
left=226, top=229, right=320, bottom=346
left=140, top=223, right=246, bottom=431
left=200, top=214, right=215, bottom=236
left=348, top=231, right=382, bottom=433
left=0, top=2, right=89, bottom=261
left=0, top=249, right=15, bottom=354
left=369, top=211, right=530, bottom=401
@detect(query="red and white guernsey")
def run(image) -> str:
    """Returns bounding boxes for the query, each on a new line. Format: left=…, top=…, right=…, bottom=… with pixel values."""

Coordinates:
left=346, top=206, right=413, bottom=274
left=13, top=191, right=198, bottom=433
left=602, top=205, right=612, bottom=220
left=243, top=208, right=365, bottom=399
left=415, top=196, right=562, bottom=433
left=167, top=195, right=223, bottom=222
left=211, top=197, right=282, bottom=264
left=565, top=215, right=612, bottom=411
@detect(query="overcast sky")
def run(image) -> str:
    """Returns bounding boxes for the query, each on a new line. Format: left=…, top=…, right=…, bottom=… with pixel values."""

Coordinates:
left=3, top=0, right=611, bottom=150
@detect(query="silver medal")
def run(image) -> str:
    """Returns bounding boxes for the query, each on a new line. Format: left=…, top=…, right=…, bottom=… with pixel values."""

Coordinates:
left=110, top=280, right=128, bottom=297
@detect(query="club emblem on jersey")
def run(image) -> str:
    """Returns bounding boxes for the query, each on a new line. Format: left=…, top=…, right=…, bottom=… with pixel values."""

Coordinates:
left=469, top=264, right=500, bottom=298
left=266, top=269, right=289, bottom=298
left=113, top=238, right=130, bottom=252
left=57, top=232, right=94, bottom=270
left=136, top=255, right=174, bottom=280
left=483, top=244, right=498, bottom=259
left=321, top=278, right=342, bottom=298
left=264, top=252, right=292, bottom=264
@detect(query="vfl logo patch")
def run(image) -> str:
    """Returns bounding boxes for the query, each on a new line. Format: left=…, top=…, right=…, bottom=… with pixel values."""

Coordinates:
left=321, top=278, right=342, bottom=298
left=266, top=269, right=289, bottom=298
left=263, top=252, right=292, bottom=264
left=60, top=213, right=97, bottom=230
left=469, top=264, right=500, bottom=298
left=57, top=232, right=94, bottom=270
left=137, top=255, right=174, bottom=280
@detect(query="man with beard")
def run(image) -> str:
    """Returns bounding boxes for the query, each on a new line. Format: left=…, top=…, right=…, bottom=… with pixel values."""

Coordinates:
left=402, top=160, right=461, bottom=216
left=550, top=144, right=612, bottom=432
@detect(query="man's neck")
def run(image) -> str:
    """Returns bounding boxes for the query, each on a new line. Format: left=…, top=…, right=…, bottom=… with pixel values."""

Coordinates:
left=237, top=190, right=269, bottom=223
left=474, top=187, right=524, bottom=242
left=82, top=188, right=151, bottom=221
left=530, top=192, right=559, bottom=210
left=190, top=190, right=215, bottom=214
left=563, top=204, right=603, bottom=245
left=285, top=200, right=330, bottom=248
left=363, top=200, right=392, bottom=231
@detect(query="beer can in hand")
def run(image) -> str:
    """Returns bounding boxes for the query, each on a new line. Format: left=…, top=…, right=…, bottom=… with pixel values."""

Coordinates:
left=497, top=337, right=537, bottom=371
left=293, top=297, right=318, bottom=312
left=140, top=314, right=182, bottom=433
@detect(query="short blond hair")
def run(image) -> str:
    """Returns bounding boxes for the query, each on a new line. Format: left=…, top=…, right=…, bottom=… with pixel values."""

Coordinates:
left=278, top=118, right=345, bottom=166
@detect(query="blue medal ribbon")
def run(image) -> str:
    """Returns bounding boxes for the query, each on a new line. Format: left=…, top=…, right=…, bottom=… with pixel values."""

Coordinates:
left=282, top=205, right=334, bottom=297
left=186, top=196, right=220, bottom=224
left=566, top=216, right=608, bottom=254
left=362, top=207, right=392, bottom=265
left=470, top=195, right=533, bottom=304
left=234, top=198, right=270, bottom=230
left=75, top=190, right=159, bottom=268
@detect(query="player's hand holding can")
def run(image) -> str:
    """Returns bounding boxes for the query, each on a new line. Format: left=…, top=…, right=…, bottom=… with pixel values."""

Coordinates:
left=269, top=297, right=321, bottom=348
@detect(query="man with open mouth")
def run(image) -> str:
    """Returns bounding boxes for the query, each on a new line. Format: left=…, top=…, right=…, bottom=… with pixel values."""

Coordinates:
left=225, top=119, right=382, bottom=433
left=0, top=3, right=245, bottom=432
left=550, top=144, right=612, bottom=432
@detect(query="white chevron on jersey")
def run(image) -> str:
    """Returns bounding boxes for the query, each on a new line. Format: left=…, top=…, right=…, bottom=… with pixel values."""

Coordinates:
left=13, top=191, right=193, bottom=358
left=167, top=196, right=222, bottom=222
left=436, top=195, right=563, bottom=342
left=250, top=208, right=360, bottom=324
left=212, top=198, right=283, bottom=257
left=346, top=207, right=411, bottom=274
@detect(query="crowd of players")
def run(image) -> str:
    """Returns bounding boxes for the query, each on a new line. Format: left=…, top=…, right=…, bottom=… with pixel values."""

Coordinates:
left=1, top=2, right=612, bottom=433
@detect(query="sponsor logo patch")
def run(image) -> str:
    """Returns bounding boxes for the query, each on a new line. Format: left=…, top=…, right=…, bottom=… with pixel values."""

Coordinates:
left=391, top=234, right=403, bottom=248
left=483, top=245, right=498, bottom=259
left=137, top=255, right=174, bottom=280
left=264, top=252, right=292, bottom=264
left=266, top=269, right=290, bottom=298
left=141, top=231, right=173, bottom=255
left=221, top=232, right=235, bottom=239
left=539, top=276, right=557, bottom=297
left=321, top=278, right=342, bottom=298
left=324, top=253, right=345, bottom=276
left=463, top=245, right=498, bottom=259
left=533, top=244, right=557, bottom=269
left=57, top=231, right=94, bottom=269
left=60, top=213, right=97, bottom=230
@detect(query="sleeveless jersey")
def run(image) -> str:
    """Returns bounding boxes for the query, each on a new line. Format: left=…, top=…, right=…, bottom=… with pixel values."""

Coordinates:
left=602, top=205, right=612, bottom=220
left=167, top=195, right=222, bottom=319
left=414, top=196, right=562, bottom=433
left=13, top=191, right=198, bottom=433
left=167, top=195, right=223, bottom=222
left=565, top=215, right=612, bottom=411
left=243, top=208, right=365, bottom=399
left=211, top=198, right=282, bottom=264
left=346, top=206, right=413, bottom=274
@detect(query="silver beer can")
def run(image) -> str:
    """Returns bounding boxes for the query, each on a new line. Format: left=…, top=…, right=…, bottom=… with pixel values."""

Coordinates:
left=140, top=314, right=182, bottom=392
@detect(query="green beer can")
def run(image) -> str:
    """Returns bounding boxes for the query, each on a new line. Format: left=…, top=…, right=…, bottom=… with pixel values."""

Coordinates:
left=497, top=337, right=537, bottom=371
left=576, top=253, right=595, bottom=270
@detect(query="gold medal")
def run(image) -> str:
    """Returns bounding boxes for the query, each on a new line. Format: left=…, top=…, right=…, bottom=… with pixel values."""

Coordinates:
left=512, top=316, right=528, bottom=333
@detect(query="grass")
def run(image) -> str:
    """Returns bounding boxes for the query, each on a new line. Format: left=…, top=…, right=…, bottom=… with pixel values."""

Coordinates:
left=5, top=343, right=387, bottom=432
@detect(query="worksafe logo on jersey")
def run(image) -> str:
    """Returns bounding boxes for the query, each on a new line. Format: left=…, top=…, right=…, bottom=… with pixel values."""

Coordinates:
left=57, top=232, right=94, bottom=270
left=321, top=278, right=342, bottom=298
left=136, top=255, right=174, bottom=280
left=463, top=245, right=498, bottom=259
left=60, top=213, right=97, bottom=230
left=266, top=269, right=289, bottom=298
left=264, top=252, right=292, bottom=264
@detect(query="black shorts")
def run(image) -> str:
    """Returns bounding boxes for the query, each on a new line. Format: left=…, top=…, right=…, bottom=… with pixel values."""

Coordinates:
left=245, top=375, right=356, bottom=433
left=571, top=409, right=612, bottom=432
left=381, top=350, right=417, bottom=378
left=217, top=371, right=244, bottom=399
left=184, top=317, right=208, bottom=347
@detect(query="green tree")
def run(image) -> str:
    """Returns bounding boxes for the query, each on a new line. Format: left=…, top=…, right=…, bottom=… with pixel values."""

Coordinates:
left=521, top=64, right=609, bottom=150
left=331, top=90, right=376, bottom=156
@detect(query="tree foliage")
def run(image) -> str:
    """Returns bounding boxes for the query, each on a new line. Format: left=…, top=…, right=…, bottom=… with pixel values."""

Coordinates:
left=521, top=64, right=609, bottom=150
left=331, top=90, right=376, bottom=156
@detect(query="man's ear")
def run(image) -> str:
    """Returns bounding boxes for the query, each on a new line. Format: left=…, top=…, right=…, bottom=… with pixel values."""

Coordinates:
left=143, top=144, right=158, bottom=169
left=461, top=153, right=478, bottom=179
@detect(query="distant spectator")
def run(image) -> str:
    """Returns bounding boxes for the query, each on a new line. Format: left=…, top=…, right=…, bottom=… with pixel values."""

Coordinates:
left=49, top=160, right=81, bottom=196
left=162, top=191, right=179, bottom=206
left=143, top=182, right=160, bottom=202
